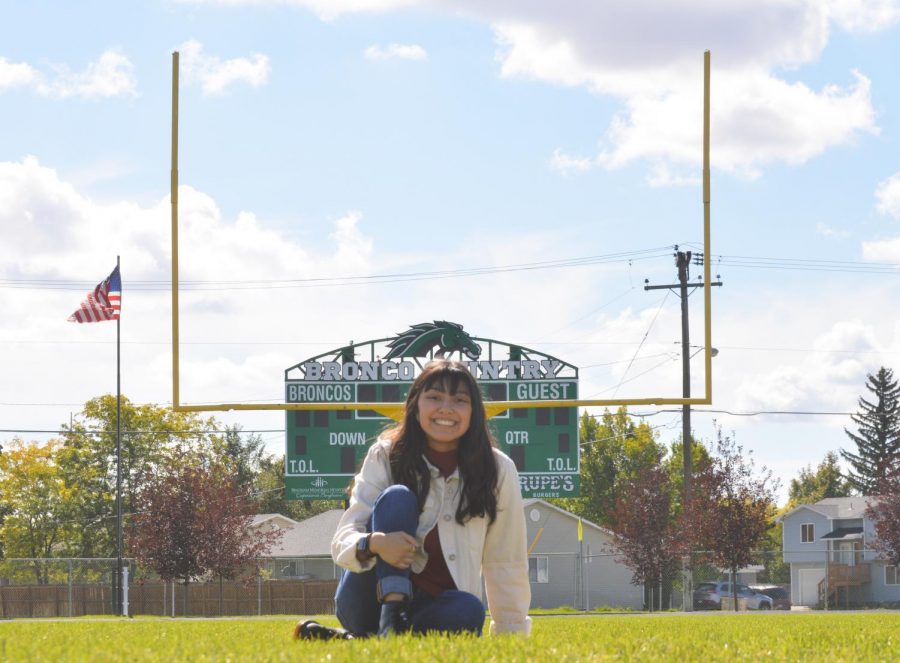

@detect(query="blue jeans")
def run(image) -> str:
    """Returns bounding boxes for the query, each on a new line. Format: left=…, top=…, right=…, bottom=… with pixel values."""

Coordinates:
left=335, top=484, right=485, bottom=637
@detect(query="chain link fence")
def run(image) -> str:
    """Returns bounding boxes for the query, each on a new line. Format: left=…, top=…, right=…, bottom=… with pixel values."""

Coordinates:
left=3, top=548, right=899, bottom=618
left=0, top=558, right=337, bottom=618
left=531, top=547, right=900, bottom=612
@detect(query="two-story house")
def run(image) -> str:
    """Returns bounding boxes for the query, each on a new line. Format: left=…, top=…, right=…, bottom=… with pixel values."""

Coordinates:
left=778, top=496, right=900, bottom=608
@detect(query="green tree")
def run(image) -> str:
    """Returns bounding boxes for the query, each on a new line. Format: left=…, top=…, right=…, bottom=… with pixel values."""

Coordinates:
left=221, top=425, right=266, bottom=492
left=665, top=437, right=713, bottom=514
left=255, top=455, right=342, bottom=521
left=553, top=408, right=664, bottom=529
left=57, top=395, right=235, bottom=558
left=0, top=439, right=80, bottom=582
left=841, top=367, right=900, bottom=495
left=788, top=451, right=850, bottom=507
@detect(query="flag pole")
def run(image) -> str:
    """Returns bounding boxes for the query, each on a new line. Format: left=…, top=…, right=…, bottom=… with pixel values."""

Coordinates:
left=115, top=254, right=123, bottom=616
left=171, top=51, right=180, bottom=410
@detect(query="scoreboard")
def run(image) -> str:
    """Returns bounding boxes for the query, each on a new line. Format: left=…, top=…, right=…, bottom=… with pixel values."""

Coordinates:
left=284, top=331, right=579, bottom=500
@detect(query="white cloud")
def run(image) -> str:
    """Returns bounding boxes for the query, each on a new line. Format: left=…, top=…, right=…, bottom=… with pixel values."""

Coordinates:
left=0, top=156, right=385, bottom=421
left=0, top=156, right=604, bottom=419
left=599, top=69, right=875, bottom=179
left=826, top=0, right=900, bottom=32
left=646, top=163, right=701, bottom=188
left=862, top=173, right=900, bottom=260
left=364, top=43, right=428, bottom=62
left=815, top=222, right=849, bottom=238
left=41, top=50, right=138, bottom=99
left=330, top=211, right=374, bottom=265
left=488, top=10, right=877, bottom=178
left=876, top=172, right=900, bottom=219
left=236, top=0, right=880, bottom=180
left=179, top=41, right=270, bottom=95
left=734, top=320, right=880, bottom=414
left=0, top=50, right=137, bottom=99
left=177, top=0, right=418, bottom=22
left=176, top=1, right=886, bottom=177
left=550, top=149, right=593, bottom=176
left=0, top=57, right=40, bottom=90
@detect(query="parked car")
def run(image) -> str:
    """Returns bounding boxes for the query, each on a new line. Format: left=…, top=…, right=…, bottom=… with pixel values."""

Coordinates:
left=692, top=581, right=774, bottom=610
left=750, top=585, right=791, bottom=610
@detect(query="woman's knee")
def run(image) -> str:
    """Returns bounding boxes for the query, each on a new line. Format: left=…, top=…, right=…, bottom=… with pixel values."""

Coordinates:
left=376, top=483, right=416, bottom=503
left=371, top=484, right=418, bottom=534
left=374, top=484, right=418, bottom=514
left=459, top=592, right=486, bottom=628
left=446, top=591, right=486, bottom=632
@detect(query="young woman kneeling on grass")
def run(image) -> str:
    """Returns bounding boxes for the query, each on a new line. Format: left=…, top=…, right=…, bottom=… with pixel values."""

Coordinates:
left=296, top=359, right=531, bottom=639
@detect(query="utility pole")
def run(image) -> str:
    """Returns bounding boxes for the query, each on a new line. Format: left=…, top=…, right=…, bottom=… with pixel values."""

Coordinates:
left=677, top=250, right=692, bottom=504
left=644, top=248, right=722, bottom=506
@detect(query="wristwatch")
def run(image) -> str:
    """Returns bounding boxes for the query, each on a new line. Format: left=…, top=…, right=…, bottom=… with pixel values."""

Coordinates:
left=357, top=533, right=374, bottom=560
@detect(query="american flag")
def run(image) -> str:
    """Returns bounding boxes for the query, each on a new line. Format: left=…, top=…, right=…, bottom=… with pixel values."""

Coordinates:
left=68, top=265, right=122, bottom=323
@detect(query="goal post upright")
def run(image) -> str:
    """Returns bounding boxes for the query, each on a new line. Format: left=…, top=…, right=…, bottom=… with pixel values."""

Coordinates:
left=702, top=49, right=712, bottom=403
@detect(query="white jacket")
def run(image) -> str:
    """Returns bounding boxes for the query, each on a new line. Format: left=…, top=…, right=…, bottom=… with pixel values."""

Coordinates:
left=331, top=438, right=532, bottom=636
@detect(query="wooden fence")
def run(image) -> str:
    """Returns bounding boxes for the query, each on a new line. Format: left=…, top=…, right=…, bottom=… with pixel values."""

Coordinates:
left=0, top=579, right=337, bottom=619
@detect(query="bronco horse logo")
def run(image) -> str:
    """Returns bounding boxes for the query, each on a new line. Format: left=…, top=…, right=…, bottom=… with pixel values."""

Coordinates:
left=384, top=321, right=482, bottom=361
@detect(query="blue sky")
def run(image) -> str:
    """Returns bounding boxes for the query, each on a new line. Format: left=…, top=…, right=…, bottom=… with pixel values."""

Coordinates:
left=4, top=0, right=900, bottom=503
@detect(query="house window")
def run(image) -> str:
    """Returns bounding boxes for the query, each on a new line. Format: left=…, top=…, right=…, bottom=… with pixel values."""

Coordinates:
left=887, top=566, right=899, bottom=586
left=528, top=556, right=549, bottom=583
left=801, top=523, right=815, bottom=543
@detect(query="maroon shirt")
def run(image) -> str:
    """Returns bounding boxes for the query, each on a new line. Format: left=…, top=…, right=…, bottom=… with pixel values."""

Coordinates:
left=411, top=447, right=459, bottom=597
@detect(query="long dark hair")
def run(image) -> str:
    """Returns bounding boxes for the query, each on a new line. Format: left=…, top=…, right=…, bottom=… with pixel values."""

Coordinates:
left=385, top=359, right=498, bottom=524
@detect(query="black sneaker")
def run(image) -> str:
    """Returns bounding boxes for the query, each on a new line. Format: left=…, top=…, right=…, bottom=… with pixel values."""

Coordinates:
left=377, top=601, right=411, bottom=637
left=293, top=620, right=355, bottom=641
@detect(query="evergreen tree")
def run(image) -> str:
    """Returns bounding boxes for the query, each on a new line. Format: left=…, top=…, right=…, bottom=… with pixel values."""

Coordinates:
left=787, top=451, right=850, bottom=507
left=841, top=367, right=900, bottom=494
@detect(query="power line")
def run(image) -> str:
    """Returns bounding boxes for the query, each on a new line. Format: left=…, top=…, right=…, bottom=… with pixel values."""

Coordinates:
left=610, top=291, right=670, bottom=398
left=0, top=428, right=286, bottom=435
left=0, top=247, right=673, bottom=291
left=679, top=245, right=900, bottom=275
left=632, top=409, right=853, bottom=418
left=10, top=247, right=900, bottom=292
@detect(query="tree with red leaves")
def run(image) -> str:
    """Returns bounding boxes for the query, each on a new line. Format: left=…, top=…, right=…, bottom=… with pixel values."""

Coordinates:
left=683, top=427, right=779, bottom=611
left=609, top=452, right=684, bottom=611
left=866, top=464, right=900, bottom=567
left=128, top=457, right=282, bottom=613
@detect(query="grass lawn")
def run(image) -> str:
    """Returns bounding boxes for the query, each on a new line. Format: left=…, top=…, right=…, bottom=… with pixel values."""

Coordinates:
left=1, top=612, right=899, bottom=661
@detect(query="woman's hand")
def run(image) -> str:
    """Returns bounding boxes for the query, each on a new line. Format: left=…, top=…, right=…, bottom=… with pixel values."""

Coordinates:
left=369, top=531, right=418, bottom=568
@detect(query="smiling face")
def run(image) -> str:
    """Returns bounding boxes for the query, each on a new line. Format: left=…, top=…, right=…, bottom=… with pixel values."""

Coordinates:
left=416, top=379, right=473, bottom=453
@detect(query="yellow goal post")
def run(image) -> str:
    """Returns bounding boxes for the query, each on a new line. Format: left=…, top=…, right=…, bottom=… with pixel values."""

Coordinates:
left=169, top=51, right=715, bottom=421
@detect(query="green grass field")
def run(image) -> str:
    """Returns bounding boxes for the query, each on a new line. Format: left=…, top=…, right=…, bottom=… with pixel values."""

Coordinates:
left=1, top=612, right=899, bottom=661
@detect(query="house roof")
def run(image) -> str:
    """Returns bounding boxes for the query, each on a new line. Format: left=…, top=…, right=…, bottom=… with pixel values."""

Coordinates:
left=267, top=509, right=344, bottom=557
left=820, top=526, right=864, bottom=541
left=523, top=498, right=614, bottom=538
left=777, top=497, right=873, bottom=523
left=263, top=500, right=614, bottom=558
left=251, top=513, right=300, bottom=528
left=810, top=497, right=870, bottom=519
